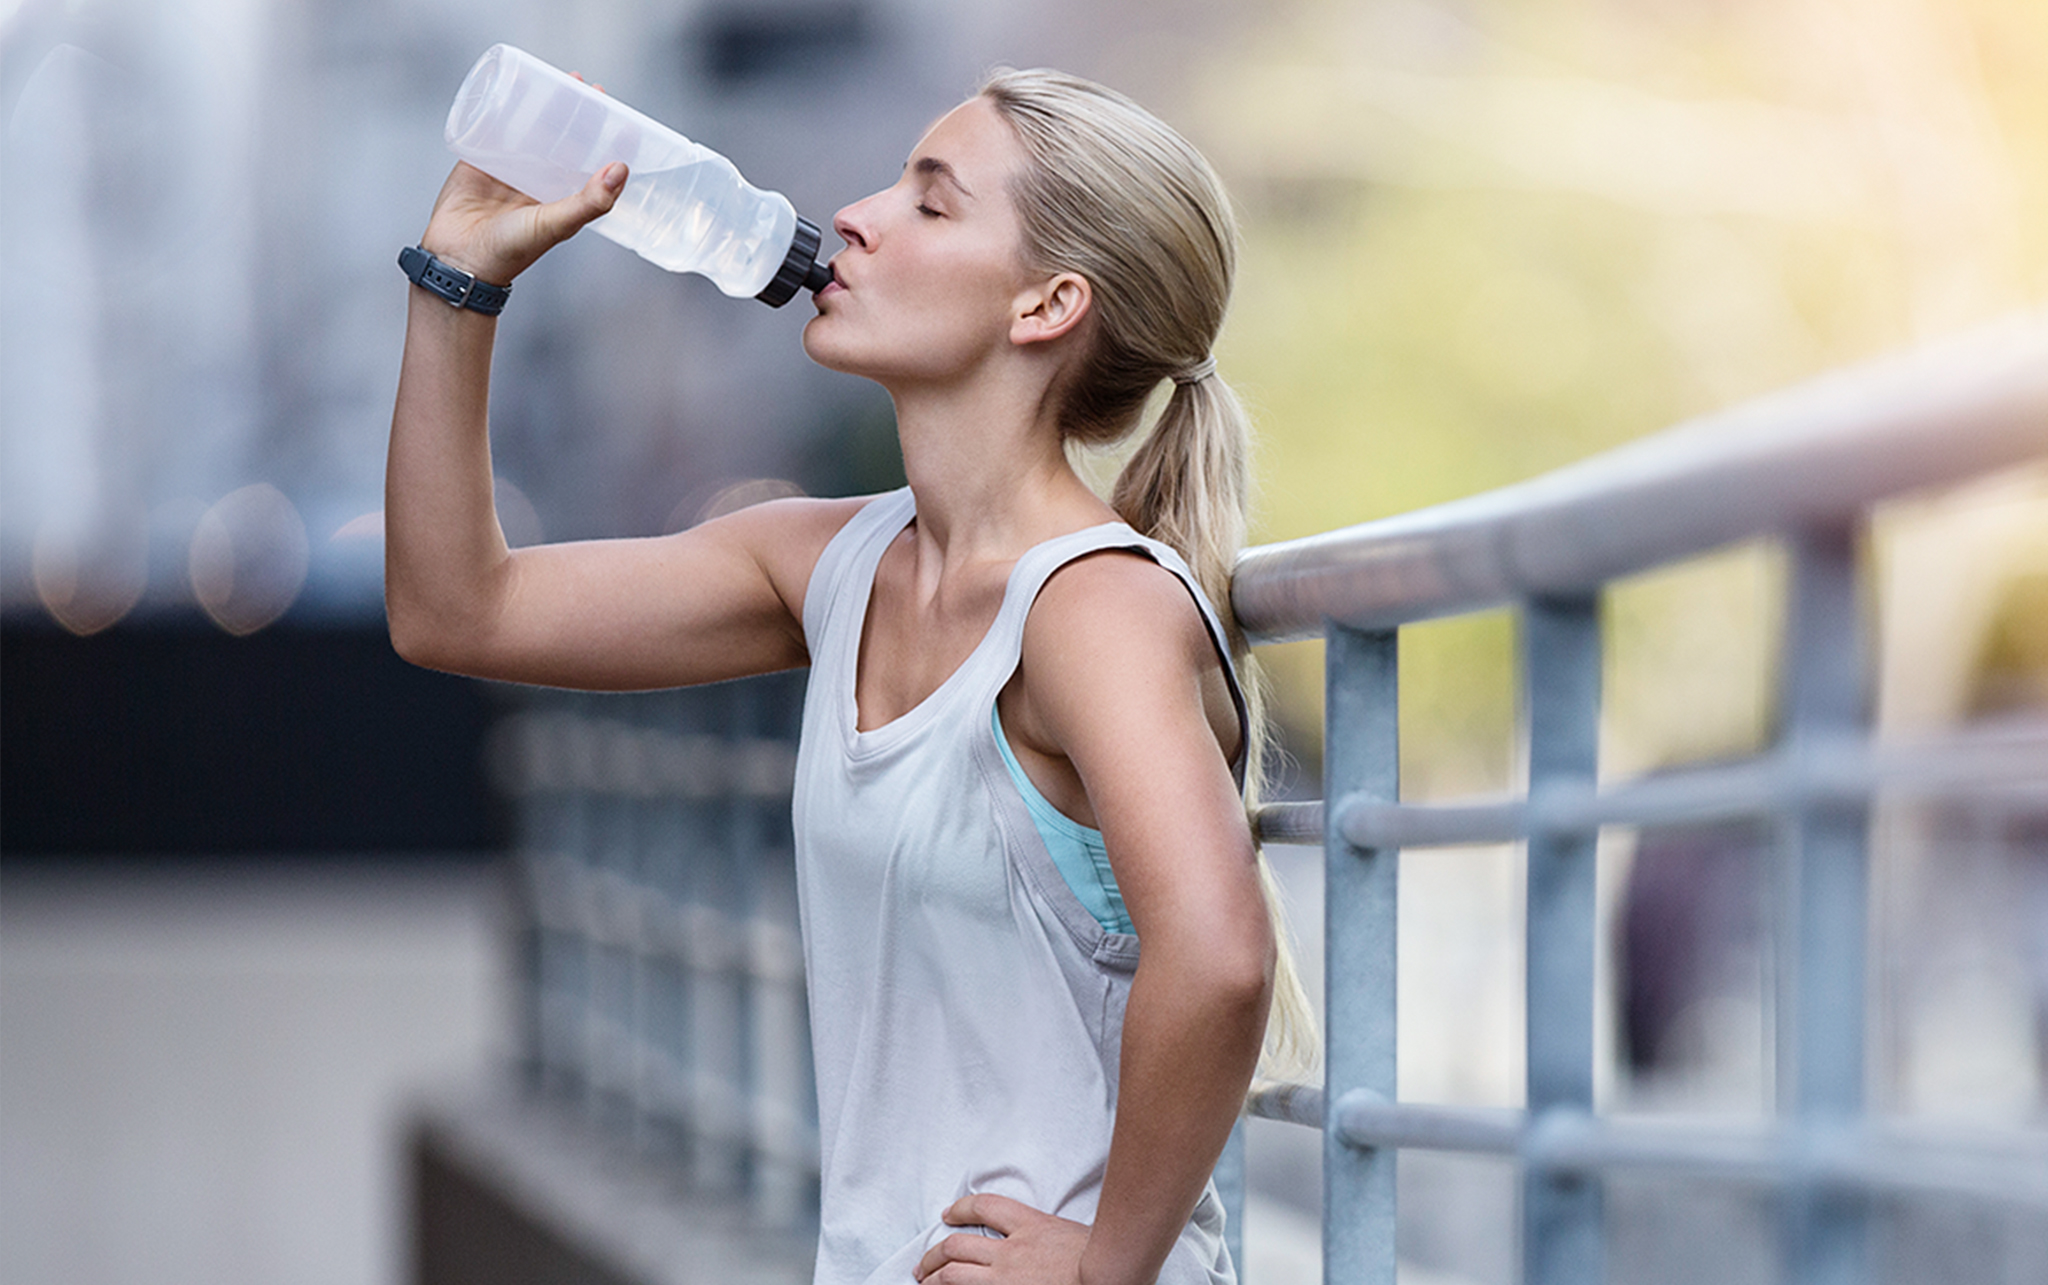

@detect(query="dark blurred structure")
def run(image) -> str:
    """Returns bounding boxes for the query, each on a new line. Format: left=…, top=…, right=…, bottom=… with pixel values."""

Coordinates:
left=1, top=617, right=504, bottom=857
left=1618, top=816, right=1766, bottom=1078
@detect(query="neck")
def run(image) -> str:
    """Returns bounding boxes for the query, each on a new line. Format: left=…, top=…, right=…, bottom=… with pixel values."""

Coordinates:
left=885, top=365, right=1115, bottom=567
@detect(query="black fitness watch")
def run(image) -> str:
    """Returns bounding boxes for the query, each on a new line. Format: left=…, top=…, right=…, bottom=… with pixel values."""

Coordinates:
left=398, top=245, right=510, bottom=316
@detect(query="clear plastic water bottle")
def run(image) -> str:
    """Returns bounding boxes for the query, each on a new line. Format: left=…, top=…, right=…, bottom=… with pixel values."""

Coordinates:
left=443, top=44, right=832, bottom=306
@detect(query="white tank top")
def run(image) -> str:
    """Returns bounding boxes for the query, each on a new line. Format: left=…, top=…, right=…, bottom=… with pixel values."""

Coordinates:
left=791, top=488, right=1244, bottom=1285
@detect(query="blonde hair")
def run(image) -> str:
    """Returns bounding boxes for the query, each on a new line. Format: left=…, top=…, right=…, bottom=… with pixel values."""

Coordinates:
left=979, top=67, right=1317, bottom=1078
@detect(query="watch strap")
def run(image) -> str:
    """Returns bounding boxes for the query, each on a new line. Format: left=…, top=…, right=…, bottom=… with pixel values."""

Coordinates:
left=398, top=245, right=510, bottom=316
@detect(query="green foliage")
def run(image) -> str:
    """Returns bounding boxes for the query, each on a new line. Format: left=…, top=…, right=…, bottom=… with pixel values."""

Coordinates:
left=1166, top=0, right=2048, bottom=776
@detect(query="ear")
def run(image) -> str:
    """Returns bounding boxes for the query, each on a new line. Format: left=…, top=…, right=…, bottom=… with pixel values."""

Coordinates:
left=1010, top=272, right=1092, bottom=347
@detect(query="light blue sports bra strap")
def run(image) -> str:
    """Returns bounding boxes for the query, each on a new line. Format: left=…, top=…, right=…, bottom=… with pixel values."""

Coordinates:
left=990, top=704, right=1135, bottom=934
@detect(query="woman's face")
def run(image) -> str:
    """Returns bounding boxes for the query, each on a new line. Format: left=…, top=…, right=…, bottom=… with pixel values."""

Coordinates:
left=802, top=97, right=1043, bottom=386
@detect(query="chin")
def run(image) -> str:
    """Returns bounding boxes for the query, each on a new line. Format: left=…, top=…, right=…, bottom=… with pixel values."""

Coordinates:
left=802, top=319, right=886, bottom=381
left=799, top=317, right=847, bottom=370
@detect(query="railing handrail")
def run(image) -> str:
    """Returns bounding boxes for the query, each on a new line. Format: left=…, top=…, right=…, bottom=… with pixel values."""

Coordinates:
left=1231, top=313, right=2048, bottom=644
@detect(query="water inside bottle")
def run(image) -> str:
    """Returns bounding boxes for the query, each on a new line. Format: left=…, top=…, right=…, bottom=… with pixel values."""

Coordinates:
left=593, top=159, right=790, bottom=296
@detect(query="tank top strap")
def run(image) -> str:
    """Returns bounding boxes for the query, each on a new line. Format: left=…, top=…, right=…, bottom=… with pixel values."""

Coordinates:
left=802, top=487, right=917, bottom=659
left=977, top=522, right=1251, bottom=788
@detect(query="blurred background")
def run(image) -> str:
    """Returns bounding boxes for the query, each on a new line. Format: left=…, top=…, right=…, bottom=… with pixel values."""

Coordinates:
left=4, top=0, right=2046, bottom=1282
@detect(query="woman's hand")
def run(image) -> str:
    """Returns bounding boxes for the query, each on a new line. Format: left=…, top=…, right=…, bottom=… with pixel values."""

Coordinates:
left=418, top=159, right=627, bottom=288
left=913, top=1194, right=1090, bottom=1285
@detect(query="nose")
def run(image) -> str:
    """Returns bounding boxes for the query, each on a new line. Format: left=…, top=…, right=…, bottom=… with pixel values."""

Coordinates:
left=832, top=191, right=880, bottom=252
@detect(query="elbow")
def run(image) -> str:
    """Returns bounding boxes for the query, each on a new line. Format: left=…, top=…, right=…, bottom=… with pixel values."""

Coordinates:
left=1156, top=915, right=1275, bottom=1016
left=384, top=543, right=514, bottom=676
left=1226, top=930, right=1279, bottom=1015
left=386, top=609, right=439, bottom=672
left=1215, top=897, right=1279, bottom=1007
left=1198, top=938, right=1276, bottom=1071
left=386, top=594, right=467, bottom=674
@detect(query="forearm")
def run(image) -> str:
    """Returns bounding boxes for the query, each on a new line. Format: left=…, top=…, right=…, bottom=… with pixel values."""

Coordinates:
left=385, top=161, right=629, bottom=672
left=384, top=286, right=514, bottom=668
left=1082, top=941, right=1272, bottom=1285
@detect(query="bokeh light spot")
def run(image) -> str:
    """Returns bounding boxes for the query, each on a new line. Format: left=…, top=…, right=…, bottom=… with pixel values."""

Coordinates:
left=189, top=483, right=309, bottom=636
left=32, top=514, right=147, bottom=636
left=683, top=477, right=807, bottom=530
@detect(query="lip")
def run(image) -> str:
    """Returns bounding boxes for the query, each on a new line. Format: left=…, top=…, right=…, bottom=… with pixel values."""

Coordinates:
left=812, top=264, right=846, bottom=310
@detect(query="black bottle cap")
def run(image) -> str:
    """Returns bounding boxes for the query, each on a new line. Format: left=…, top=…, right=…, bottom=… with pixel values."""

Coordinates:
left=756, top=216, right=829, bottom=308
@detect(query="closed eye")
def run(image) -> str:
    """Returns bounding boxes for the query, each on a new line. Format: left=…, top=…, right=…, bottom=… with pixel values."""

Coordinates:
left=916, top=202, right=943, bottom=218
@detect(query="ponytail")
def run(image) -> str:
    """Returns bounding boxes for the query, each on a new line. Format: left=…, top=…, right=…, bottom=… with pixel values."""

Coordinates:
left=1110, top=374, right=1249, bottom=650
left=1115, top=373, right=1319, bottom=1079
left=981, top=66, right=1318, bottom=1078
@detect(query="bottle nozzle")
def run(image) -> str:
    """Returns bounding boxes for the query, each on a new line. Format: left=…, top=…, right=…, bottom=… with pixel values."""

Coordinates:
left=757, top=216, right=829, bottom=308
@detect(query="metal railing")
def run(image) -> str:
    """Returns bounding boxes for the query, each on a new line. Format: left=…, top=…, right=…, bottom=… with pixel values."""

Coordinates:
left=491, top=672, right=820, bottom=1234
left=484, top=314, right=2048, bottom=1281
left=1223, top=312, right=2048, bottom=1284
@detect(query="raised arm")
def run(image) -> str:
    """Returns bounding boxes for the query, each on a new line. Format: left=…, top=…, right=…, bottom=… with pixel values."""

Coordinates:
left=386, top=161, right=856, bottom=690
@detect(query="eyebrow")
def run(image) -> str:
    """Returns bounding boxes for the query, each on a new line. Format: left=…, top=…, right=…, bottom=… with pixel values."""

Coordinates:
left=910, top=155, right=973, bottom=197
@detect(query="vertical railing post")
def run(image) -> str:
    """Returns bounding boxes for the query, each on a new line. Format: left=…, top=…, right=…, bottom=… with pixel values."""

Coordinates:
left=1776, top=525, right=1871, bottom=1285
left=589, top=695, right=637, bottom=1129
left=734, top=673, right=810, bottom=1228
left=691, top=683, right=747, bottom=1193
left=1323, top=624, right=1400, bottom=1285
left=1215, top=1118, right=1248, bottom=1274
left=1521, top=594, right=1605, bottom=1285
left=642, top=688, right=694, bottom=1166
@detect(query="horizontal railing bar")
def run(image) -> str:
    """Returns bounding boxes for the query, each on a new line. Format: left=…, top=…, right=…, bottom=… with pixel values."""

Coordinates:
left=1232, top=315, right=2048, bottom=643
left=1248, top=722, right=2048, bottom=849
left=1249, top=1086, right=2048, bottom=1206
left=1524, top=1112, right=2048, bottom=1209
left=1245, top=1079, right=1326, bottom=1128
left=1249, top=800, right=1324, bottom=845
left=1338, top=796, right=1527, bottom=848
left=1334, top=1089, right=1524, bottom=1154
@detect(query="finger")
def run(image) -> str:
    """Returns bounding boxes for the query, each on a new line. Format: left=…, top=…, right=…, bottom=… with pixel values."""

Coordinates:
left=914, top=1232, right=997, bottom=1280
left=944, top=1192, right=1029, bottom=1234
left=530, top=162, right=628, bottom=246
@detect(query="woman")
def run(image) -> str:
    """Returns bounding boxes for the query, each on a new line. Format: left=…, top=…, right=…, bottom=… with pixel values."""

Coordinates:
left=388, top=68, right=1309, bottom=1285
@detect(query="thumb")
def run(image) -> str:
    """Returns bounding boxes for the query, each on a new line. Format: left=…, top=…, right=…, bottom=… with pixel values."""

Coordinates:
left=534, top=162, right=628, bottom=244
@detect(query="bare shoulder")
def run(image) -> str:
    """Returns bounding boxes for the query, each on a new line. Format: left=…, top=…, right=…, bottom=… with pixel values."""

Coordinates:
left=1017, top=549, right=1229, bottom=733
left=1024, top=549, right=1217, bottom=668
left=1012, top=546, right=1242, bottom=784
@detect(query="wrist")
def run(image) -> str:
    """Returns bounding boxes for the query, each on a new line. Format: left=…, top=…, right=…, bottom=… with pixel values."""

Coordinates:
left=1075, top=1239, right=1147, bottom=1285
left=415, top=236, right=511, bottom=287
left=399, top=245, right=510, bottom=316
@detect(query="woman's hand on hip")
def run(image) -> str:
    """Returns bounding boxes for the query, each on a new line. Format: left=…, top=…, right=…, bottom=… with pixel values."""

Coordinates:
left=913, top=1193, right=1089, bottom=1285
left=418, top=159, right=627, bottom=288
